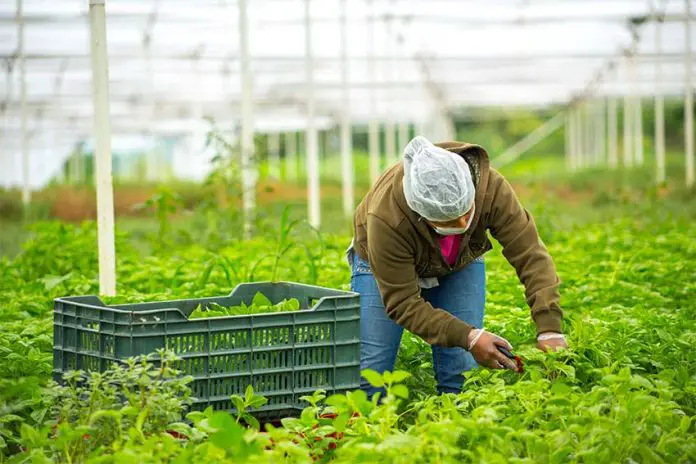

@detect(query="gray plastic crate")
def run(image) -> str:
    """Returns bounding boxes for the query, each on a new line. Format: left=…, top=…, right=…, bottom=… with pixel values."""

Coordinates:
left=53, top=282, right=361, bottom=420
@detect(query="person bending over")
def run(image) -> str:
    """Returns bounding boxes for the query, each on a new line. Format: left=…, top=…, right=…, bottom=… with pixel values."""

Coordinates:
left=347, top=136, right=567, bottom=396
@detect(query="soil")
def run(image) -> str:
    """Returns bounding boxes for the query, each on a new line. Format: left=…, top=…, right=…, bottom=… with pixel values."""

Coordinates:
left=27, top=179, right=593, bottom=223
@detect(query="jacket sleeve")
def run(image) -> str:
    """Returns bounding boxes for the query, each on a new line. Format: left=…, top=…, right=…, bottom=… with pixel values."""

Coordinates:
left=366, top=214, right=474, bottom=348
left=487, top=171, right=564, bottom=334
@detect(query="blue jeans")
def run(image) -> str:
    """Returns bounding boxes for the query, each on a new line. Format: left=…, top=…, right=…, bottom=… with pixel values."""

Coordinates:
left=349, top=251, right=485, bottom=396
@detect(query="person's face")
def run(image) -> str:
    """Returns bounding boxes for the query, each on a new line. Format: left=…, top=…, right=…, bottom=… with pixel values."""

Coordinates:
left=426, top=204, right=475, bottom=229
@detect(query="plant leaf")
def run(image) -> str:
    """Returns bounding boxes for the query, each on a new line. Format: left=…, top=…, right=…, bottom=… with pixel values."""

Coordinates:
left=361, top=369, right=384, bottom=388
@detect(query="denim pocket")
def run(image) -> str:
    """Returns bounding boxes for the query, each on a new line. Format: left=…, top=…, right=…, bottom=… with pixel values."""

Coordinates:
left=353, top=255, right=372, bottom=275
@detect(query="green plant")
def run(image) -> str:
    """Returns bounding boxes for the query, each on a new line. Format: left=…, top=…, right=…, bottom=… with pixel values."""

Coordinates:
left=250, top=206, right=325, bottom=284
left=133, top=186, right=185, bottom=245
left=1, top=162, right=696, bottom=462
left=188, top=292, right=301, bottom=319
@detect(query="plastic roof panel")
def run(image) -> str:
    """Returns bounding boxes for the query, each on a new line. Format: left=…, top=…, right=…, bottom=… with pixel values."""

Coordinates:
left=0, top=0, right=694, bottom=187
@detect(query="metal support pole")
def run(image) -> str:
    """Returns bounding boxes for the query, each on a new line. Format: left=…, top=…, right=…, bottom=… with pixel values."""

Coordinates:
left=565, top=112, right=572, bottom=170
left=571, top=108, right=582, bottom=171
left=623, top=60, right=634, bottom=167
left=53, top=60, right=68, bottom=184
left=587, top=101, right=595, bottom=166
left=239, top=0, right=257, bottom=238
left=398, top=121, right=409, bottom=152
left=268, top=132, right=281, bottom=180
left=633, top=53, right=644, bottom=166
left=584, top=102, right=593, bottom=167
left=190, top=57, right=205, bottom=185
left=285, top=132, right=297, bottom=181
left=305, top=0, right=320, bottom=227
left=655, top=12, right=666, bottom=184
left=634, top=94, right=644, bottom=166
left=385, top=121, right=396, bottom=168
left=339, top=0, right=354, bottom=217
left=18, top=0, right=30, bottom=206
left=3, top=60, right=14, bottom=187
left=142, top=41, right=156, bottom=182
left=494, top=111, right=566, bottom=169
left=685, top=0, right=694, bottom=187
left=572, top=107, right=581, bottom=170
left=88, top=0, right=116, bottom=296
left=608, top=97, right=619, bottom=168
left=596, top=97, right=606, bottom=165
left=367, top=0, right=380, bottom=184
left=383, top=18, right=396, bottom=168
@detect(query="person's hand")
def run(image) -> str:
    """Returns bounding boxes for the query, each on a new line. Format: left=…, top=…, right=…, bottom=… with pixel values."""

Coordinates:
left=467, top=329, right=520, bottom=372
left=536, top=332, right=568, bottom=352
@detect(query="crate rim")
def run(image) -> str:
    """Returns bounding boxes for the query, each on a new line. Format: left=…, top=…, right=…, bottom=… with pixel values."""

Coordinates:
left=54, top=281, right=360, bottom=322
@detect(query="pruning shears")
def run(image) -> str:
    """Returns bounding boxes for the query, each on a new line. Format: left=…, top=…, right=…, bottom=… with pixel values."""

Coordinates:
left=497, top=346, right=524, bottom=373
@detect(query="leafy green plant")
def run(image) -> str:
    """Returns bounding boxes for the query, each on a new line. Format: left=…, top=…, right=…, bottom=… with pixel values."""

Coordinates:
left=230, top=385, right=269, bottom=430
left=4, top=350, right=192, bottom=463
left=250, top=206, right=325, bottom=284
left=133, top=186, right=185, bottom=245
left=1, top=164, right=696, bottom=462
left=188, top=292, right=301, bottom=319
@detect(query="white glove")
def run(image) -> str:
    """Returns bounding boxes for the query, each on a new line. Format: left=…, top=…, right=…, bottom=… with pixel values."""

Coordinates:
left=537, top=332, right=566, bottom=342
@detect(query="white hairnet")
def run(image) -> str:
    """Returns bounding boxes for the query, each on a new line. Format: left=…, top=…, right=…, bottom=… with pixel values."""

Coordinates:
left=402, top=136, right=475, bottom=222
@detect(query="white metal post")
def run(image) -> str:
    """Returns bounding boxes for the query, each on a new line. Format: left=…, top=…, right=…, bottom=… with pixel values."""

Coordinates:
left=685, top=0, right=694, bottom=187
left=368, top=121, right=380, bottom=183
left=586, top=101, right=595, bottom=166
left=142, top=41, right=157, bottom=182
left=572, top=107, right=581, bottom=170
left=88, top=0, right=116, bottom=296
left=623, top=60, right=634, bottom=167
left=305, top=0, right=320, bottom=227
left=3, top=61, right=14, bottom=187
left=268, top=133, right=281, bottom=180
left=596, top=97, right=606, bottom=165
left=239, top=0, right=257, bottom=238
left=632, top=54, right=644, bottom=165
left=53, top=61, right=67, bottom=184
left=655, top=13, right=666, bottom=184
left=383, top=19, right=396, bottom=168
left=565, top=112, right=572, bottom=170
left=18, top=0, right=29, bottom=206
left=582, top=103, right=590, bottom=168
left=385, top=122, right=396, bottom=168
left=634, top=94, right=644, bottom=166
left=585, top=102, right=593, bottom=167
left=591, top=101, right=598, bottom=165
left=574, top=108, right=581, bottom=171
left=398, top=121, right=409, bottom=152
left=285, top=132, right=297, bottom=181
left=587, top=101, right=595, bottom=166
left=608, top=97, right=618, bottom=168
left=339, top=0, right=354, bottom=217
left=367, top=0, right=380, bottom=184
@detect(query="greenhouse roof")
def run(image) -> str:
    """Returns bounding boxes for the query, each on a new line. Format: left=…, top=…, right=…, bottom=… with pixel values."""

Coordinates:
left=0, top=0, right=692, bottom=184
